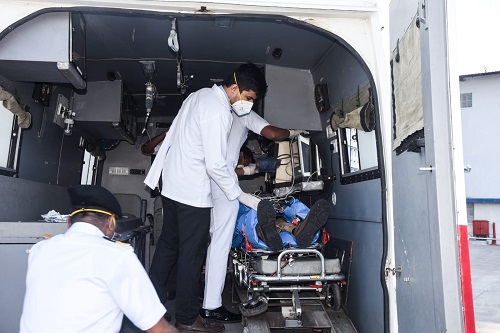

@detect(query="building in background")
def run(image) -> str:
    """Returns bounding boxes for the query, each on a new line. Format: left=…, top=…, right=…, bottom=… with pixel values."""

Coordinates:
left=460, top=71, right=500, bottom=239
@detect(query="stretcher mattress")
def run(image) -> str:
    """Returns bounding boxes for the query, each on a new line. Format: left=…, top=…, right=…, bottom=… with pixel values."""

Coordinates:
left=254, top=257, right=341, bottom=275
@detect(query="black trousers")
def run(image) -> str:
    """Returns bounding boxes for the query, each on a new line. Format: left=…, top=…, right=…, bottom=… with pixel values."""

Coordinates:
left=161, top=195, right=178, bottom=297
left=149, top=197, right=211, bottom=325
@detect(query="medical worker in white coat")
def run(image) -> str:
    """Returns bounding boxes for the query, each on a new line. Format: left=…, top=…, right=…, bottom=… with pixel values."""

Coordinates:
left=145, top=63, right=271, bottom=333
left=200, top=107, right=303, bottom=321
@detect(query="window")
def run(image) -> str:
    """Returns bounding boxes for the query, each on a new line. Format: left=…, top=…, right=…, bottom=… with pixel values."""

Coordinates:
left=80, top=149, right=97, bottom=185
left=339, top=128, right=378, bottom=175
left=460, top=93, right=472, bottom=108
left=0, top=104, right=20, bottom=176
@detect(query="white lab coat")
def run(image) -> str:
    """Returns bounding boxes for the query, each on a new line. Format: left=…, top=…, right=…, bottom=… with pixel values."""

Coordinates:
left=204, top=111, right=269, bottom=309
left=20, top=222, right=166, bottom=333
left=145, top=85, right=242, bottom=208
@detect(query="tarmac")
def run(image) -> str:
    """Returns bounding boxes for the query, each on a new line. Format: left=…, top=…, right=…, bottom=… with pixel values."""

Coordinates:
left=469, top=240, right=500, bottom=333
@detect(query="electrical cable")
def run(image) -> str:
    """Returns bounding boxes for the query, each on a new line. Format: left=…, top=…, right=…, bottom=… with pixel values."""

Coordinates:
left=307, top=170, right=319, bottom=182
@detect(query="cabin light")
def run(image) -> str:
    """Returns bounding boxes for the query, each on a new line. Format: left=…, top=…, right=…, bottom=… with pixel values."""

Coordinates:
left=272, top=48, right=283, bottom=60
left=106, top=72, right=116, bottom=81
left=215, top=17, right=233, bottom=28
left=140, top=61, right=156, bottom=78
left=57, top=62, right=86, bottom=89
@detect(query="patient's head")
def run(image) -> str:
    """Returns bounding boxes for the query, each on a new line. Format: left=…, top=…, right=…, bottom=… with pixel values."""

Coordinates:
left=240, top=146, right=255, bottom=166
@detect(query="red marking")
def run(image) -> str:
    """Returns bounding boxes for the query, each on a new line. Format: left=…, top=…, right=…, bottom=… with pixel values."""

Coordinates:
left=458, top=224, right=476, bottom=333
left=309, top=283, right=322, bottom=289
left=493, top=223, right=497, bottom=246
left=322, top=228, right=330, bottom=244
left=242, top=227, right=253, bottom=251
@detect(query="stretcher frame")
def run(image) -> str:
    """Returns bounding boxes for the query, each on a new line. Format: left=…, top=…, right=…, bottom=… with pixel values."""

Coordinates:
left=231, top=242, right=346, bottom=330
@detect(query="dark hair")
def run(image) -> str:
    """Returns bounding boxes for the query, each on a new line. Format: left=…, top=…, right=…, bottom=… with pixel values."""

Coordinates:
left=240, top=145, right=255, bottom=163
left=70, top=211, right=109, bottom=228
left=224, top=63, right=268, bottom=100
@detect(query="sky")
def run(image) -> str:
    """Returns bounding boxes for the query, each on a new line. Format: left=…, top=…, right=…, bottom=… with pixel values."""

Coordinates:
left=455, top=0, right=500, bottom=75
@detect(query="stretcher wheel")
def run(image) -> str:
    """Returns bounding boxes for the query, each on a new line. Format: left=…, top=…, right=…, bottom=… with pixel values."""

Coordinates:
left=328, top=283, right=342, bottom=311
left=239, top=295, right=268, bottom=317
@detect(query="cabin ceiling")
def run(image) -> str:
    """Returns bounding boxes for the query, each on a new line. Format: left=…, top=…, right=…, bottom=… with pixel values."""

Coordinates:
left=0, top=9, right=343, bottom=118
left=80, top=10, right=337, bottom=117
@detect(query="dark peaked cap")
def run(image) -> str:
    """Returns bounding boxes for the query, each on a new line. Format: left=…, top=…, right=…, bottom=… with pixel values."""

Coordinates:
left=68, top=185, right=123, bottom=218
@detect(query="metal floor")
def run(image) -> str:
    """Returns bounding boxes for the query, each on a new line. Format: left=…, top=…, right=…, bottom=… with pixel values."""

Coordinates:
left=121, top=279, right=357, bottom=333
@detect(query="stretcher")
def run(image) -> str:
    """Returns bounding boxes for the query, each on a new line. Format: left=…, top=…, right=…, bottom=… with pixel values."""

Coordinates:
left=230, top=200, right=347, bottom=331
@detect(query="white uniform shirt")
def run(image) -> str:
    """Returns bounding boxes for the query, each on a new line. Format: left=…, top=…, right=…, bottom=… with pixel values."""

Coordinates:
left=227, top=110, right=270, bottom=170
left=20, top=222, right=166, bottom=333
left=210, top=110, right=269, bottom=198
left=147, top=85, right=242, bottom=207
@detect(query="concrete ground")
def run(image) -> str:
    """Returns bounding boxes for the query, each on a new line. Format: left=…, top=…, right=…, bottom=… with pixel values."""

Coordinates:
left=469, top=240, right=500, bottom=333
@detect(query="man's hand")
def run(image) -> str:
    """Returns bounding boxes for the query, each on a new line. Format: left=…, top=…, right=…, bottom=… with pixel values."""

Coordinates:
left=237, top=192, right=260, bottom=211
left=288, top=129, right=305, bottom=138
left=146, top=317, right=178, bottom=333
left=242, top=163, right=258, bottom=176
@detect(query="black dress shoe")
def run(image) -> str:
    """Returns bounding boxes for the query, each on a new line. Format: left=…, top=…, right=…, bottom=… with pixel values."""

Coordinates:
left=175, top=315, right=224, bottom=332
left=200, top=306, right=242, bottom=323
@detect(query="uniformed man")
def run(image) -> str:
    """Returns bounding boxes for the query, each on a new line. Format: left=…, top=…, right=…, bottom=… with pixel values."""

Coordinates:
left=19, top=185, right=177, bottom=333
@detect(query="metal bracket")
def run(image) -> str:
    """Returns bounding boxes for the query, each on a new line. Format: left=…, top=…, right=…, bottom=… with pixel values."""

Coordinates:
left=419, top=166, right=435, bottom=172
left=291, top=288, right=302, bottom=318
left=386, top=265, right=402, bottom=276
left=53, top=94, right=75, bottom=135
left=418, top=0, right=428, bottom=29
left=407, top=138, right=425, bottom=153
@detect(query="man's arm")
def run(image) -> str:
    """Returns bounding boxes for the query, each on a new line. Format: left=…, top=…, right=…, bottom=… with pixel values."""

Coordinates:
left=260, top=125, right=290, bottom=141
left=146, top=318, right=178, bottom=333
left=235, top=167, right=245, bottom=177
left=141, top=131, right=167, bottom=155
left=235, top=164, right=257, bottom=177
left=202, top=110, right=242, bottom=201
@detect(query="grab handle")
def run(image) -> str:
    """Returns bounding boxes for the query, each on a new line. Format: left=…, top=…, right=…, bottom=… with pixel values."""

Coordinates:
left=276, top=249, right=325, bottom=279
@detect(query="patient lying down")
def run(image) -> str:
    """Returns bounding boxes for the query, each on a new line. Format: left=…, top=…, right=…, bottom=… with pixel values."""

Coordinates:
left=232, top=199, right=329, bottom=252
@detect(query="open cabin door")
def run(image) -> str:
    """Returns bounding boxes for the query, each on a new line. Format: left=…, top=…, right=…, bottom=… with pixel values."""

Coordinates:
left=389, top=1, right=471, bottom=332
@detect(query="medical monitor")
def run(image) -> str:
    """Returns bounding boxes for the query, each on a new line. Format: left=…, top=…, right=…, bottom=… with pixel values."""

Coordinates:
left=297, top=135, right=311, bottom=177
left=273, top=135, right=321, bottom=188
left=297, top=134, right=321, bottom=179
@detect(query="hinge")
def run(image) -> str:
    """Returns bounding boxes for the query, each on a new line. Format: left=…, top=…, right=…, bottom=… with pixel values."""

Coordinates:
left=418, top=0, right=428, bottom=29
left=386, top=265, right=402, bottom=276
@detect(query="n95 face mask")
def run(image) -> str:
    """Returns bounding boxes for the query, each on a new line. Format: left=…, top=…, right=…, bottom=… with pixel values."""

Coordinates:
left=231, top=72, right=254, bottom=116
left=232, top=100, right=253, bottom=116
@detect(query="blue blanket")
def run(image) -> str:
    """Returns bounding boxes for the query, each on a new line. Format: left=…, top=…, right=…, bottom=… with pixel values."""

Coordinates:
left=232, top=198, right=320, bottom=250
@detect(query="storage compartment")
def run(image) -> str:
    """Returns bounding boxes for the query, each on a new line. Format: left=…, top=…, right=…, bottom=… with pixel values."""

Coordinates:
left=0, top=11, right=86, bottom=88
left=72, top=80, right=137, bottom=143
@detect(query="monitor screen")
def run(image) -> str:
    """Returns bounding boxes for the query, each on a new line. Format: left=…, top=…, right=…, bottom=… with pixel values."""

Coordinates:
left=273, top=135, right=321, bottom=188
left=297, top=135, right=311, bottom=177
left=297, top=134, right=321, bottom=180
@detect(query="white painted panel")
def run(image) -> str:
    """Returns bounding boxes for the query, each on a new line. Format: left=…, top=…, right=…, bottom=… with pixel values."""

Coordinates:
left=0, top=104, right=14, bottom=168
left=460, top=74, right=500, bottom=199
